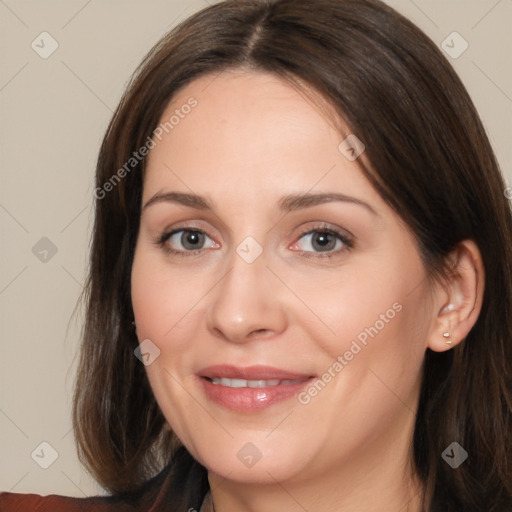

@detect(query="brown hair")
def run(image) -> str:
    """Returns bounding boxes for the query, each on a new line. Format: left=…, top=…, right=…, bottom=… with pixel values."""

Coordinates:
left=72, top=0, right=512, bottom=510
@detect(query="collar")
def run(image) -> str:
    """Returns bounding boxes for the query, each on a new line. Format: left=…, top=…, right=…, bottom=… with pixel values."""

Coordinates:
left=199, top=490, right=214, bottom=512
left=147, top=462, right=213, bottom=512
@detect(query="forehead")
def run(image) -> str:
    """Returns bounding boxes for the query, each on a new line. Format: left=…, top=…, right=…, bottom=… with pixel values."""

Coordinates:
left=142, top=69, right=381, bottom=211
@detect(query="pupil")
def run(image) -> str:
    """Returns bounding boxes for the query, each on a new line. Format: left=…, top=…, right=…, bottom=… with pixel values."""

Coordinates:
left=182, top=231, right=203, bottom=250
left=314, top=232, right=334, bottom=251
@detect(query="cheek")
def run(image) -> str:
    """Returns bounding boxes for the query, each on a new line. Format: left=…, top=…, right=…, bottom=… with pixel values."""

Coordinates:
left=302, top=255, right=429, bottom=402
left=130, top=250, right=201, bottom=435
left=131, top=248, right=202, bottom=343
left=292, top=257, right=416, bottom=353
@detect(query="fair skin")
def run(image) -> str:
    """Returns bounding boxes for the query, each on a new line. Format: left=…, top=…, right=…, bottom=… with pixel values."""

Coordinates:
left=131, top=69, right=484, bottom=512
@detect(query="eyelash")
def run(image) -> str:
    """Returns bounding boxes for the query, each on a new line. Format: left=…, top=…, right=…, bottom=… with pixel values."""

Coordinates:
left=154, top=223, right=354, bottom=260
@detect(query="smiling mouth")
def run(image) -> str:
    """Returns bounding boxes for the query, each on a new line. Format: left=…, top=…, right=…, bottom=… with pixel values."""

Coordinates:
left=197, top=364, right=316, bottom=411
left=205, top=377, right=309, bottom=388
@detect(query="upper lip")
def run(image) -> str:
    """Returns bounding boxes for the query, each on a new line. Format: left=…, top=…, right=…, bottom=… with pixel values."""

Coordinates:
left=198, top=364, right=314, bottom=380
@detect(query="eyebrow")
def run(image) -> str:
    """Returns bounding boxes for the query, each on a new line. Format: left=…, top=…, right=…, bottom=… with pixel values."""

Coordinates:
left=142, top=191, right=379, bottom=216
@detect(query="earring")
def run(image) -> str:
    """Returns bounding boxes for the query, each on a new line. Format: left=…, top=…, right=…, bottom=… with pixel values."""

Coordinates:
left=443, top=332, right=452, bottom=345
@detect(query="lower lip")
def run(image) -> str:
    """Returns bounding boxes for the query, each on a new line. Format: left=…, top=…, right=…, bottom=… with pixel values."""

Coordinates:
left=198, top=376, right=314, bottom=412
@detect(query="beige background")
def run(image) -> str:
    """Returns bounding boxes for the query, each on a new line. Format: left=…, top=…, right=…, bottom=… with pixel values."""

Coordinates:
left=1, top=0, right=511, bottom=497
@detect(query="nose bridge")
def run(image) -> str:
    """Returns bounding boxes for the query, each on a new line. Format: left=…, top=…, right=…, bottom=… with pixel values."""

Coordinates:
left=205, top=239, right=286, bottom=342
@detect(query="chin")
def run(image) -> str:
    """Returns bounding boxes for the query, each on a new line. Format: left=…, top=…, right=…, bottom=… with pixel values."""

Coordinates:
left=186, top=435, right=313, bottom=484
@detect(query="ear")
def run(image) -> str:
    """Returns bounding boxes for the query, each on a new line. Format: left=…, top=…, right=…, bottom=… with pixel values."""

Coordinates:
left=427, top=239, right=485, bottom=352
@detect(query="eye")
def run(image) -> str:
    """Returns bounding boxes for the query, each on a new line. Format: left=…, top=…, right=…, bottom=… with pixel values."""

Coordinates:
left=155, top=223, right=354, bottom=259
left=292, top=224, right=354, bottom=259
left=156, top=228, right=218, bottom=257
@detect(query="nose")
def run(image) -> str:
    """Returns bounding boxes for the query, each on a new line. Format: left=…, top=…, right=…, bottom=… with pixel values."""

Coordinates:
left=205, top=247, right=287, bottom=344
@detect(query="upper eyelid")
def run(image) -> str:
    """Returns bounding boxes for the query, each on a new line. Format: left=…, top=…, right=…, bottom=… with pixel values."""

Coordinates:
left=162, top=222, right=350, bottom=239
left=161, top=223, right=353, bottom=250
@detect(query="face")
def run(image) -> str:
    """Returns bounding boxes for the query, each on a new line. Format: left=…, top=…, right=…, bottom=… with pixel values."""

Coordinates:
left=131, top=69, right=434, bottom=485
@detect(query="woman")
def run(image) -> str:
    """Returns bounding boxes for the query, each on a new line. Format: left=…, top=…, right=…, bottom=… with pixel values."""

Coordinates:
left=1, top=0, right=511, bottom=510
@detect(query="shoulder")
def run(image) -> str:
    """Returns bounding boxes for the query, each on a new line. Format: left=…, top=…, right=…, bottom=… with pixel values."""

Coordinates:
left=0, top=448, right=207, bottom=512
left=0, top=457, right=178, bottom=512
left=0, top=491, right=141, bottom=511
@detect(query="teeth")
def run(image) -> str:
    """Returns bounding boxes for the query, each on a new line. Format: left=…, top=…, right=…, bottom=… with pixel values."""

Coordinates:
left=210, top=377, right=304, bottom=387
